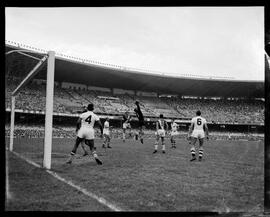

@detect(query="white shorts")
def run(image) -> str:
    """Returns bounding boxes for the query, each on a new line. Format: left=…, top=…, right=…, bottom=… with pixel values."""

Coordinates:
left=156, top=129, right=166, bottom=137
left=77, top=127, right=95, bottom=140
left=103, top=129, right=110, bottom=136
left=123, top=123, right=131, bottom=129
left=171, top=131, right=179, bottom=136
left=191, top=130, right=205, bottom=139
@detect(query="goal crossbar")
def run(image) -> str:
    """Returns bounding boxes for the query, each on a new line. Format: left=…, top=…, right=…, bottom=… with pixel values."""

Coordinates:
left=12, top=55, right=48, bottom=96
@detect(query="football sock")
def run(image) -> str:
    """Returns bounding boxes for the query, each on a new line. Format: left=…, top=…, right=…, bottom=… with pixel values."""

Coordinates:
left=95, top=158, right=102, bottom=165
left=199, top=148, right=203, bottom=159
left=92, top=151, right=98, bottom=159
left=154, top=144, right=158, bottom=150
left=190, top=147, right=196, bottom=158
left=92, top=151, right=102, bottom=165
left=162, top=144, right=165, bottom=151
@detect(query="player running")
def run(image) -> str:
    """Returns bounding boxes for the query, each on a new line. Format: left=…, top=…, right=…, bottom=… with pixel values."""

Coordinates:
left=153, top=114, right=168, bottom=154
left=170, top=119, right=179, bottom=148
left=102, top=117, right=112, bottom=149
left=66, top=103, right=103, bottom=165
left=134, top=101, right=145, bottom=144
left=187, top=110, right=209, bottom=161
left=80, top=105, right=90, bottom=156
left=122, top=111, right=132, bottom=142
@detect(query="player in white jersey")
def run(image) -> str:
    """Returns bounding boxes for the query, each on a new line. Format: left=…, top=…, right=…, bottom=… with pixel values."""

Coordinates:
left=80, top=106, right=90, bottom=156
left=66, top=103, right=103, bottom=165
left=188, top=110, right=209, bottom=161
left=153, top=114, right=168, bottom=154
left=170, top=119, right=179, bottom=148
left=122, top=111, right=132, bottom=142
left=102, top=117, right=112, bottom=149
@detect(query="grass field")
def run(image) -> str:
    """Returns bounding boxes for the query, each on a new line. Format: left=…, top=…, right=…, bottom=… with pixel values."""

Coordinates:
left=6, top=137, right=264, bottom=212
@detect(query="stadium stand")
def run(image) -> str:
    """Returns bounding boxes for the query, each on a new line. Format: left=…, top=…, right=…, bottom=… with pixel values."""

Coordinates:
left=6, top=76, right=264, bottom=124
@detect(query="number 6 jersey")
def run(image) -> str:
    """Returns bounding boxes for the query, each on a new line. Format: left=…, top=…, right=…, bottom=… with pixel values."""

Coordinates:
left=191, top=116, right=207, bottom=131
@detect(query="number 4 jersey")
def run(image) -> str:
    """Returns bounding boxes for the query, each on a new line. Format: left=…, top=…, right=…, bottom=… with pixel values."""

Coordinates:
left=77, top=111, right=100, bottom=140
left=80, top=111, right=100, bottom=129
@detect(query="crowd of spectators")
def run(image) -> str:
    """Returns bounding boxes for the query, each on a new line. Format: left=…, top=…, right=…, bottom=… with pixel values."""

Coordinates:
left=6, top=77, right=264, bottom=124
left=173, top=98, right=264, bottom=124
left=5, top=125, right=264, bottom=141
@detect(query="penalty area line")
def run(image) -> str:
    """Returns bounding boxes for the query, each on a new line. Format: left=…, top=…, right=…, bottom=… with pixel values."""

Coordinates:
left=8, top=150, right=126, bottom=211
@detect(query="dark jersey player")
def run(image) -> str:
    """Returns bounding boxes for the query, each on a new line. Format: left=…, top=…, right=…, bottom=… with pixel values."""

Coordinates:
left=134, top=101, right=145, bottom=144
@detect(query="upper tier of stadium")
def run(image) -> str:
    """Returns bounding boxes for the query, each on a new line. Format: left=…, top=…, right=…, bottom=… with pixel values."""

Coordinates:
left=5, top=43, right=264, bottom=98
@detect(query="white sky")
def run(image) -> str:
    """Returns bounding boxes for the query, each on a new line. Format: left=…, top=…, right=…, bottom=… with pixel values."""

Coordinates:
left=5, top=7, right=264, bottom=81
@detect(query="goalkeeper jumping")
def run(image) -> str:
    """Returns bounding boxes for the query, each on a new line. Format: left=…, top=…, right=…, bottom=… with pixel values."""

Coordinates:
left=134, top=100, right=145, bottom=144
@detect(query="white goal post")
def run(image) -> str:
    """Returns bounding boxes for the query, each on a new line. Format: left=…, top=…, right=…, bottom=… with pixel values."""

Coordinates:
left=43, top=51, right=55, bottom=169
left=7, top=49, right=55, bottom=170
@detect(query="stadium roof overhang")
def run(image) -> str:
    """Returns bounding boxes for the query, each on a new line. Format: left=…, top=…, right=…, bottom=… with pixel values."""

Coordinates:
left=5, top=44, right=264, bottom=98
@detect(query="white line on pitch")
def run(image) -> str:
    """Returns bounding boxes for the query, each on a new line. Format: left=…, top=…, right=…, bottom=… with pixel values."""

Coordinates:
left=8, top=150, right=126, bottom=211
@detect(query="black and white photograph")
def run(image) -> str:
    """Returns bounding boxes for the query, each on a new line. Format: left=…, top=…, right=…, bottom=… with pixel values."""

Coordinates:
left=5, top=6, right=267, bottom=215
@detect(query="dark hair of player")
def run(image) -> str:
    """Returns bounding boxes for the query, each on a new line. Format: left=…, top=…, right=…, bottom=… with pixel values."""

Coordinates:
left=159, top=114, right=164, bottom=118
left=87, top=103, right=94, bottom=111
left=196, top=110, right=201, bottom=116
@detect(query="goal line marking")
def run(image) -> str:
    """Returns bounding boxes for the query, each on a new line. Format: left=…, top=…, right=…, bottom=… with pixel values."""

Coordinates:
left=8, top=150, right=126, bottom=211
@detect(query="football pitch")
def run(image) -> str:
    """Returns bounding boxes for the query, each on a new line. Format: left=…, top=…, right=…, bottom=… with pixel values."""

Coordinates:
left=6, top=137, right=264, bottom=212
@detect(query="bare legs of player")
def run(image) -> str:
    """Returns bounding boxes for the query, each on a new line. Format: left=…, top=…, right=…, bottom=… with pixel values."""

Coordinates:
left=153, top=136, right=165, bottom=153
left=138, top=126, right=144, bottom=144
left=190, top=137, right=204, bottom=161
left=66, top=137, right=102, bottom=165
left=190, top=137, right=197, bottom=161
left=123, top=128, right=132, bottom=143
left=103, top=134, right=111, bottom=148
left=81, top=141, right=89, bottom=156
left=198, top=138, right=204, bottom=161
left=122, top=128, right=126, bottom=142
left=170, top=136, right=176, bottom=148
